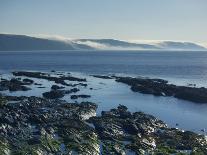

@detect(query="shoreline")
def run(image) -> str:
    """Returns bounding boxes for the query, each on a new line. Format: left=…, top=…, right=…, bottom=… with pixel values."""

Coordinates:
left=0, top=71, right=207, bottom=133
left=1, top=95, right=207, bottom=154
left=0, top=71, right=207, bottom=154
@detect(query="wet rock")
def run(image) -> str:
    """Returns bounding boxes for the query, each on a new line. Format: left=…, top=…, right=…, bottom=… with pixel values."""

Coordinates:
left=51, top=85, right=65, bottom=90
left=0, top=95, right=99, bottom=154
left=0, top=95, right=207, bottom=155
left=13, top=71, right=87, bottom=86
left=34, top=83, right=42, bottom=86
left=116, top=77, right=207, bottom=103
left=88, top=105, right=207, bottom=155
left=42, top=90, right=64, bottom=99
left=92, top=75, right=114, bottom=79
left=71, top=94, right=91, bottom=99
left=0, top=78, right=31, bottom=92
left=22, top=78, right=34, bottom=85
left=37, top=86, right=46, bottom=88
left=5, top=95, right=28, bottom=101
left=43, top=87, right=80, bottom=99
left=0, top=96, right=7, bottom=107
left=66, top=88, right=80, bottom=94
left=27, top=136, right=41, bottom=145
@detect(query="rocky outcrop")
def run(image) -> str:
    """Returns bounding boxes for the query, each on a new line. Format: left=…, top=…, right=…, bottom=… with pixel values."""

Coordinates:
left=71, top=94, right=91, bottom=100
left=92, top=75, right=114, bottom=79
left=116, top=77, right=207, bottom=103
left=13, top=71, right=86, bottom=86
left=0, top=96, right=98, bottom=154
left=0, top=78, right=31, bottom=92
left=88, top=105, right=207, bottom=154
left=0, top=96, right=206, bottom=154
left=42, top=90, right=65, bottom=99
left=51, top=85, right=65, bottom=90
left=42, top=88, right=80, bottom=99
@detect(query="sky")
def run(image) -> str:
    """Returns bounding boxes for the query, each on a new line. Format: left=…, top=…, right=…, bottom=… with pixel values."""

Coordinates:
left=0, top=0, right=207, bottom=44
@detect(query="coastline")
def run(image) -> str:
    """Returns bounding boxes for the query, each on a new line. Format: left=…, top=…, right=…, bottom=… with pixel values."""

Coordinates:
left=0, top=70, right=207, bottom=154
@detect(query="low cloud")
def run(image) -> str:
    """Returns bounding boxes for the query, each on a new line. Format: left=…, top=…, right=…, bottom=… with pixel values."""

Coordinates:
left=76, top=40, right=109, bottom=49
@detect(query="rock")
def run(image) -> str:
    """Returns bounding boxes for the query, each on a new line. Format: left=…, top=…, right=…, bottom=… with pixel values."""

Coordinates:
left=22, top=78, right=34, bottom=85
left=0, top=78, right=31, bottom=92
left=12, top=71, right=87, bottom=86
left=0, top=95, right=207, bottom=155
left=88, top=106, right=207, bottom=155
left=0, top=96, right=7, bottom=107
left=34, top=83, right=42, bottom=86
left=116, top=76, right=207, bottom=103
left=27, top=137, right=41, bottom=145
left=71, top=95, right=91, bottom=99
left=51, top=85, right=65, bottom=90
left=42, top=90, right=64, bottom=99
left=43, top=87, right=81, bottom=99
left=68, top=88, right=80, bottom=93
left=92, top=75, right=114, bottom=79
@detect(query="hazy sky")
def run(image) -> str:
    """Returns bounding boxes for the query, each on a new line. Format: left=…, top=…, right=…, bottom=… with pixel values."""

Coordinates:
left=0, top=0, right=207, bottom=43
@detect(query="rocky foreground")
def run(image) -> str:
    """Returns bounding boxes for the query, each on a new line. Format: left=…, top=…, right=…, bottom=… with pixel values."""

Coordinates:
left=0, top=95, right=207, bottom=155
left=0, top=71, right=207, bottom=155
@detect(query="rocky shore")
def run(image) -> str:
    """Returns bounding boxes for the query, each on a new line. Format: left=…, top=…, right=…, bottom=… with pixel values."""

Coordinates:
left=12, top=71, right=86, bottom=86
left=0, top=71, right=207, bottom=154
left=116, top=77, right=207, bottom=104
left=0, top=95, right=207, bottom=155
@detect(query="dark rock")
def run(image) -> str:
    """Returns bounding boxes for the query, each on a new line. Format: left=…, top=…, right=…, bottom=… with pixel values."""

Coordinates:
left=27, top=137, right=41, bottom=145
left=12, top=71, right=87, bottom=86
left=0, top=78, right=31, bottom=92
left=37, top=86, right=46, bottom=88
left=34, top=83, right=42, bottom=86
left=70, top=95, right=91, bottom=99
left=92, top=75, right=114, bottom=79
left=51, top=85, right=65, bottom=90
left=0, top=94, right=207, bottom=155
left=66, top=88, right=80, bottom=94
left=43, top=90, right=64, bottom=99
left=22, top=78, right=34, bottom=85
left=116, top=77, right=207, bottom=103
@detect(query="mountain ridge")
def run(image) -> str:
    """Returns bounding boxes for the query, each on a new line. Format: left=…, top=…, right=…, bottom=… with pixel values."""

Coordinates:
left=0, top=34, right=206, bottom=51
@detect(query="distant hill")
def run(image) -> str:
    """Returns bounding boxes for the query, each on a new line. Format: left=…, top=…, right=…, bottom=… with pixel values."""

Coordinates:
left=0, top=34, right=93, bottom=51
left=76, top=39, right=206, bottom=51
left=0, top=34, right=206, bottom=51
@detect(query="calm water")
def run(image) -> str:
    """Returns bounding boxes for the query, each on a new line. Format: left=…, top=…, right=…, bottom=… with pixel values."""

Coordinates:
left=0, top=50, right=207, bottom=133
left=0, top=50, right=207, bottom=82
